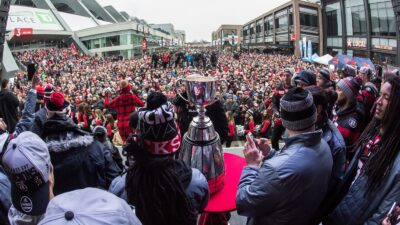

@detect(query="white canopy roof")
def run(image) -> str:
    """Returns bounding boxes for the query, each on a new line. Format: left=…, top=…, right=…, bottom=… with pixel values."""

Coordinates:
left=313, top=54, right=333, bottom=65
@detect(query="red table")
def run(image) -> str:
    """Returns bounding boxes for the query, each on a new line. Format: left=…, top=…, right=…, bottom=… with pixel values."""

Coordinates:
left=204, top=152, right=247, bottom=213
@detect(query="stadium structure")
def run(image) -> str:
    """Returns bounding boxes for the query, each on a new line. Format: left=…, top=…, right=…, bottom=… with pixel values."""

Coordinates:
left=1, top=0, right=186, bottom=79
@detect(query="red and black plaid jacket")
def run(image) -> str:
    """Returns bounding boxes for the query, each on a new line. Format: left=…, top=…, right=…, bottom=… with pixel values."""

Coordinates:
left=105, top=88, right=144, bottom=142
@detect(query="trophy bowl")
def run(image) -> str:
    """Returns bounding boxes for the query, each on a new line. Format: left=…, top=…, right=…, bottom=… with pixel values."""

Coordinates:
left=177, top=75, right=216, bottom=106
left=176, top=74, right=226, bottom=195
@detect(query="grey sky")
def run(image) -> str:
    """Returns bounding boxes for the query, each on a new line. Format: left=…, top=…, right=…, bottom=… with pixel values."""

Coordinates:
left=96, top=0, right=290, bottom=42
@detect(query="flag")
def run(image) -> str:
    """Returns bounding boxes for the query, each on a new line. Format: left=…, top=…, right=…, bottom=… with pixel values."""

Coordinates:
left=299, top=40, right=303, bottom=58
left=70, top=42, right=76, bottom=52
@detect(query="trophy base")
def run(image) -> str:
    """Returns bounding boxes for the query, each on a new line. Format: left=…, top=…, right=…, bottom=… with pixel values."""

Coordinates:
left=180, top=132, right=225, bottom=195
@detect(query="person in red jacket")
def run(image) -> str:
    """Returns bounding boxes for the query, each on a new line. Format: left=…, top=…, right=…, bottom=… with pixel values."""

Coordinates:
left=225, top=111, right=236, bottom=148
left=259, top=109, right=272, bottom=139
left=244, top=109, right=255, bottom=136
left=105, top=80, right=144, bottom=142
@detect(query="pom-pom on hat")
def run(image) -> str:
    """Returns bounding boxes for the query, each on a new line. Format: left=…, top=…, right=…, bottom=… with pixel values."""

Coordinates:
left=45, top=92, right=69, bottom=118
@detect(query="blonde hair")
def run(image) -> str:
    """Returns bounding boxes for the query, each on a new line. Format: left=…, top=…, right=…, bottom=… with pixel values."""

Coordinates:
left=120, top=80, right=128, bottom=89
left=226, top=111, right=235, bottom=125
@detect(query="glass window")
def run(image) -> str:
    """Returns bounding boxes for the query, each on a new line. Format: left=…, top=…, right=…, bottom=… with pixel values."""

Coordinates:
left=93, top=38, right=101, bottom=49
left=300, top=13, right=318, bottom=27
left=120, top=34, right=129, bottom=45
left=368, top=0, right=396, bottom=36
left=275, top=16, right=288, bottom=29
left=345, top=0, right=367, bottom=36
left=326, top=2, right=342, bottom=36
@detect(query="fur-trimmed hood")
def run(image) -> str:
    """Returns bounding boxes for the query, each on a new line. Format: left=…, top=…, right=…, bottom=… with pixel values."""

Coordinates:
left=45, top=131, right=94, bottom=153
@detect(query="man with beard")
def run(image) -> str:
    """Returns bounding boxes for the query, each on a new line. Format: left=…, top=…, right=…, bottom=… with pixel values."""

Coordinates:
left=270, top=68, right=293, bottom=150
left=332, top=77, right=362, bottom=160
left=325, top=76, right=400, bottom=225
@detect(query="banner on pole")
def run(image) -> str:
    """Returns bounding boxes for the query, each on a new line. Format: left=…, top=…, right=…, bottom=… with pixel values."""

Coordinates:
left=299, top=40, right=303, bottom=58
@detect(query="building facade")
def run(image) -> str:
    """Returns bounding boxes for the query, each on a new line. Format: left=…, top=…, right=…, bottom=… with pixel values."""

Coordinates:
left=7, top=0, right=185, bottom=59
left=211, top=25, right=242, bottom=51
left=321, top=0, right=400, bottom=65
left=241, top=0, right=322, bottom=57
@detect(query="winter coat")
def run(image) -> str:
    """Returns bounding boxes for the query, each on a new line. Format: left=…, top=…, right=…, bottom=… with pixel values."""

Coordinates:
left=30, top=108, right=47, bottom=137
left=323, top=120, right=347, bottom=189
left=325, top=148, right=400, bottom=225
left=8, top=206, right=43, bottom=225
left=42, top=115, right=110, bottom=195
left=0, top=89, right=19, bottom=133
left=236, top=130, right=333, bottom=225
left=104, top=87, right=144, bottom=142
left=332, top=104, right=361, bottom=157
left=0, top=166, right=11, bottom=225
left=224, top=102, right=239, bottom=118
left=109, top=167, right=209, bottom=214
left=1, top=89, right=38, bottom=152
left=310, top=120, right=347, bottom=225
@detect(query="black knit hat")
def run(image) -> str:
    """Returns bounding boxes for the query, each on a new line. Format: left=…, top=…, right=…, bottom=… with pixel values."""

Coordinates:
left=319, top=68, right=331, bottom=82
left=342, top=65, right=356, bottom=77
left=280, top=87, right=317, bottom=131
left=138, top=92, right=181, bottom=155
left=294, top=70, right=316, bottom=86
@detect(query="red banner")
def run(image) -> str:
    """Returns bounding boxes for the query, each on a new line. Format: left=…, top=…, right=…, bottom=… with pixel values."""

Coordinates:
left=14, top=28, right=33, bottom=37
left=142, top=37, right=147, bottom=51
left=291, top=33, right=296, bottom=41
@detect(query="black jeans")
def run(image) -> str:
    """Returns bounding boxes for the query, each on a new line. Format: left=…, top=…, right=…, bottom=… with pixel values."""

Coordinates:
left=226, top=136, right=235, bottom=148
left=271, top=124, right=285, bottom=150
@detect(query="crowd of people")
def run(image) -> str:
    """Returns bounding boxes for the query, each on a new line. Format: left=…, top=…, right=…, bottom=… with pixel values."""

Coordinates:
left=0, top=46, right=399, bottom=225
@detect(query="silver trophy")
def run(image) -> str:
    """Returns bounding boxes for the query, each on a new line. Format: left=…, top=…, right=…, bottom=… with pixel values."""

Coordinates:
left=176, top=74, right=225, bottom=195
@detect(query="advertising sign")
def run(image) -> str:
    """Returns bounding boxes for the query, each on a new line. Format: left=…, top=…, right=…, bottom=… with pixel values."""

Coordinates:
left=13, top=28, right=33, bottom=37
left=7, top=5, right=63, bottom=31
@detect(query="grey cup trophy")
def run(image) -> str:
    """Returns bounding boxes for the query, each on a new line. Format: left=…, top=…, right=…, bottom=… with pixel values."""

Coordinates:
left=176, top=74, right=225, bottom=195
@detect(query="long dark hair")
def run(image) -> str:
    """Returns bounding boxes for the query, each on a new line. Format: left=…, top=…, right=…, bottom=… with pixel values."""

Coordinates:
left=125, top=140, right=196, bottom=225
left=361, top=76, right=400, bottom=193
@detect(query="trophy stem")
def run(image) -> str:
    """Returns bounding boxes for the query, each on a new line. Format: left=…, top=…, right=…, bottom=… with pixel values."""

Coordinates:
left=196, top=105, right=207, bottom=122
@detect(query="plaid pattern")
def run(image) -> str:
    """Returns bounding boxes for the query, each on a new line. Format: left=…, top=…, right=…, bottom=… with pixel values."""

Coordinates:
left=105, top=92, right=144, bottom=142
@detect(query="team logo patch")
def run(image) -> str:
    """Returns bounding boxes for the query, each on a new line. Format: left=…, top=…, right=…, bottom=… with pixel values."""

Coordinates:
left=348, top=118, right=357, bottom=129
left=20, top=196, right=33, bottom=213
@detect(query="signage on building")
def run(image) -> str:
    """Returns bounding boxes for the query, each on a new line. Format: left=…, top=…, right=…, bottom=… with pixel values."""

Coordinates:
left=347, top=39, right=366, bottom=48
left=13, top=28, right=33, bottom=37
left=291, top=33, right=296, bottom=41
left=373, top=45, right=393, bottom=51
left=7, top=5, right=63, bottom=31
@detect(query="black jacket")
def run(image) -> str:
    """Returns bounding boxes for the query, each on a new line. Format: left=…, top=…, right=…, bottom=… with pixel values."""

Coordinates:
left=0, top=90, right=19, bottom=133
left=42, top=115, right=119, bottom=194
left=173, top=94, right=229, bottom=144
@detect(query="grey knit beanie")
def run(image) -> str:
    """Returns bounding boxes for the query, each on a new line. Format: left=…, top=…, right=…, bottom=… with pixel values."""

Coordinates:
left=336, top=77, right=361, bottom=103
left=280, top=87, right=317, bottom=131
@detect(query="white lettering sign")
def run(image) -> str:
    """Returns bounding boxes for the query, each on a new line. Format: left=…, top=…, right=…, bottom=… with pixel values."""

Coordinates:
left=347, top=39, right=366, bottom=48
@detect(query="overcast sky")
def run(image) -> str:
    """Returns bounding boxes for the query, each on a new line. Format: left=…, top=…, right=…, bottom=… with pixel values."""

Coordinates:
left=96, top=0, right=290, bottom=42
